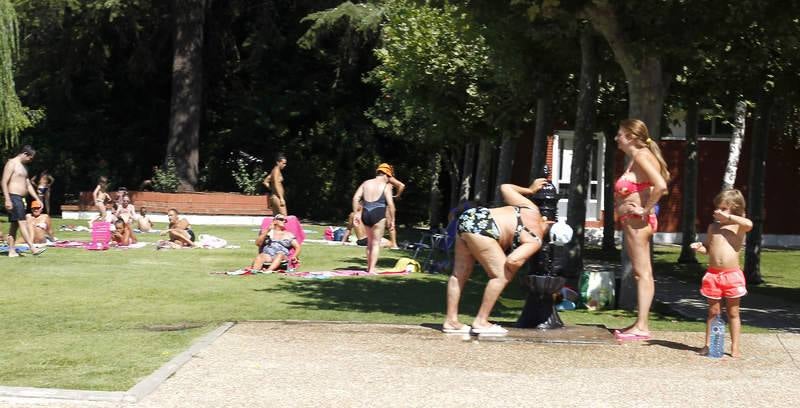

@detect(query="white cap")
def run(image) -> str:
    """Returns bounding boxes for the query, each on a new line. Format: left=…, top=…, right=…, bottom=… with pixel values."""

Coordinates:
left=549, top=221, right=573, bottom=246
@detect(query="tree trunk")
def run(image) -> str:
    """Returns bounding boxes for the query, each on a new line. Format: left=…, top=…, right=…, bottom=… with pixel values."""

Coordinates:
left=744, top=89, right=772, bottom=285
left=494, top=134, right=516, bottom=204
left=722, top=100, right=747, bottom=189
left=428, top=152, right=443, bottom=229
left=678, top=103, right=700, bottom=263
left=602, top=127, right=617, bottom=251
left=530, top=91, right=553, bottom=180
left=626, top=56, right=668, bottom=138
left=473, top=138, right=493, bottom=204
left=584, top=2, right=671, bottom=309
left=445, top=147, right=462, bottom=209
left=565, top=25, right=599, bottom=275
left=459, top=142, right=475, bottom=201
left=583, top=2, right=670, bottom=138
left=167, top=0, right=206, bottom=192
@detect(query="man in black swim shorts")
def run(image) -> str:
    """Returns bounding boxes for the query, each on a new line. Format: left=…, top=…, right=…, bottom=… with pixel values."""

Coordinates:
left=2, top=145, right=46, bottom=257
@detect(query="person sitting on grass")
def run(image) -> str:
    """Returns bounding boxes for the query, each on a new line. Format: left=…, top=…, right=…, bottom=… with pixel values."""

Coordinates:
left=160, top=208, right=195, bottom=247
left=115, top=195, right=136, bottom=224
left=111, top=219, right=137, bottom=246
left=691, top=189, right=752, bottom=358
left=25, top=200, right=54, bottom=244
left=341, top=210, right=391, bottom=248
left=251, top=214, right=301, bottom=273
left=136, top=206, right=154, bottom=232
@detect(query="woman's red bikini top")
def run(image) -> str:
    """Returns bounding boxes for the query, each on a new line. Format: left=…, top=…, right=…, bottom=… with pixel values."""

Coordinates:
left=615, top=161, right=651, bottom=197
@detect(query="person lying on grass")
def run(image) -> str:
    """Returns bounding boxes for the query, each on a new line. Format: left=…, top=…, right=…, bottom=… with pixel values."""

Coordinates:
left=112, top=219, right=137, bottom=246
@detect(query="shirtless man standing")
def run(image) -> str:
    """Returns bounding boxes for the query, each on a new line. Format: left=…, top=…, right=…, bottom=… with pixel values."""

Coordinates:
left=2, top=145, right=46, bottom=256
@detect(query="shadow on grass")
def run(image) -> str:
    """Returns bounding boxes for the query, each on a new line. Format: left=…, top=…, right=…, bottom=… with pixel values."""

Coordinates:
left=335, top=257, right=405, bottom=270
left=254, top=274, right=523, bottom=318
left=647, top=248, right=800, bottom=332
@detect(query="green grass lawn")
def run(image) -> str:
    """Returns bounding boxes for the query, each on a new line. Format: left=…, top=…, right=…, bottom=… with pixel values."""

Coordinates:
left=651, top=245, right=800, bottom=304
left=0, top=218, right=797, bottom=390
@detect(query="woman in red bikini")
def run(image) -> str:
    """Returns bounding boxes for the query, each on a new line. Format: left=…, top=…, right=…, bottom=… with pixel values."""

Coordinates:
left=613, top=119, right=670, bottom=341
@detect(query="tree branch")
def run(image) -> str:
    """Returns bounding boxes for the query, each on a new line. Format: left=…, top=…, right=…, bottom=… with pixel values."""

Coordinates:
left=581, top=0, right=638, bottom=80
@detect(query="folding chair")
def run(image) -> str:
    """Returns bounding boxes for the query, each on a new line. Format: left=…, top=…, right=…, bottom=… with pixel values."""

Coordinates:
left=409, top=229, right=451, bottom=273
left=257, top=216, right=305, bottom=270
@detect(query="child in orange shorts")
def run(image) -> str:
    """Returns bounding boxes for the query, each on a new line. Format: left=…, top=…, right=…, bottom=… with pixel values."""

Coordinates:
left=691, top=189, right=752, bottom=358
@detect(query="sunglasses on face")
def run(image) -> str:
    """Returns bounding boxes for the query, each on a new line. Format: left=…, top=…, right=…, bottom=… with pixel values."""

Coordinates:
left=274, top=217, right=286, bottom=222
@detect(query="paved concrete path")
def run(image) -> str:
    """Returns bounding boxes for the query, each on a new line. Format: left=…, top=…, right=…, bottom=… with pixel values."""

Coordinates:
left=4, top=259, right=800, bottom=408
left=655, top=273, right=800, bottom=332
left=3, top=321, right=799, bottom=408
left=587, top=260, right=800, bottom=332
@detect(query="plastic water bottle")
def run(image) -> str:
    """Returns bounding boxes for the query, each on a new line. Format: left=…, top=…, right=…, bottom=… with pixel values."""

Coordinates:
left=708, top=314, right=725, bottom=358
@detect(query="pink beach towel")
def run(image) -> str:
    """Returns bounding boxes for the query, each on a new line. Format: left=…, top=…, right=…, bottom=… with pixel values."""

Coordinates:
left=53, top=240, right=91, bottom=248
left=283, top=269, right=410, bottom=278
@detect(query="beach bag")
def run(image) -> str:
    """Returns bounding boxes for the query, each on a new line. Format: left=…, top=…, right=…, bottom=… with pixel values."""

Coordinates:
left=87, top=221, right=111, bottom=251
left=332, top=227, right=345, bottom=242
left=392, top=257, right=421, bottom=273
left=197, top=234, right=227, bottom=248
left=579, top=270, right=615, bottom=310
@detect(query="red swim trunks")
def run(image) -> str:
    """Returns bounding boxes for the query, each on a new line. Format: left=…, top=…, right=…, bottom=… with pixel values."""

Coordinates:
left=700, top=267, right=748, bottom=299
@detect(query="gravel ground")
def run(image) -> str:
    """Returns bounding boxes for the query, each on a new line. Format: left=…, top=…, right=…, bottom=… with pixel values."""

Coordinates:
left=3, top=321, right=798, bottom=408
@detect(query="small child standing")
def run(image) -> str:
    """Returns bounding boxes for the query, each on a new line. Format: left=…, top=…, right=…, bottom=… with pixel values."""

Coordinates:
left=93, top=176, right=111, bottom=218
left=691, top=189, right=753, bottom=358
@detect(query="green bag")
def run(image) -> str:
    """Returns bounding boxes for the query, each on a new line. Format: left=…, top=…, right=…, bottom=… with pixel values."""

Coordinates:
left=579, top=270, right=615, bottom=310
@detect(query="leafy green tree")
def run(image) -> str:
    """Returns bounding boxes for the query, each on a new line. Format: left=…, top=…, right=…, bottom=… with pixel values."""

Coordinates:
left=0, top=0, right=33, bottom=146
left=362, top=0, right=500, bottom=214
left=366, top=0, right=493, bottom=144
left=14, top=0, right=174, bottom=194
left=736, top=1, right=800, bottom=284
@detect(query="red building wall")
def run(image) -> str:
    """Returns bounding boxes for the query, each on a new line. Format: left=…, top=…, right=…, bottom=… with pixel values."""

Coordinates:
left=626, top=137, right=800, bottom=234
left=513, top=130, right=800, bottom=235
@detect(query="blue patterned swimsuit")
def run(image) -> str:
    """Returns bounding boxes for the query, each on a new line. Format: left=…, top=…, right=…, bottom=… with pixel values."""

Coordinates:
left=262, top=236, right=294, bottom=257
left=457, top=206, right=540, bottom=251
left=457, top=207, right=501, bottom=240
